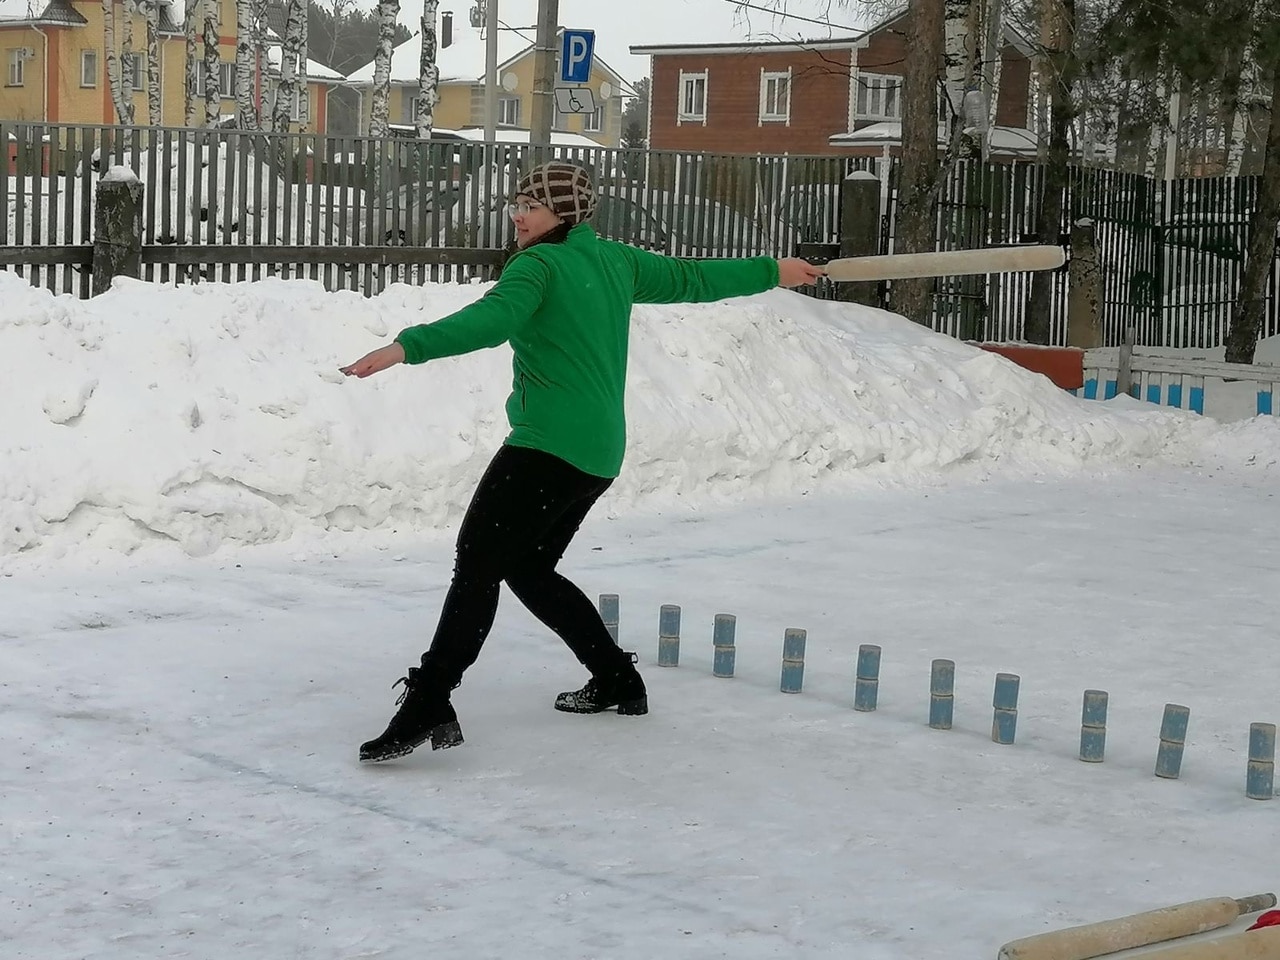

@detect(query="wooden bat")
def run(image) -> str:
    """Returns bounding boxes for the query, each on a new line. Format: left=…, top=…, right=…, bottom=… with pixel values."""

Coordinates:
left=1111, top=926, right=1280, bottom=960
left=824, top=244, right=1065, bottom=282
left=997, top=894, right=1277, bottom=960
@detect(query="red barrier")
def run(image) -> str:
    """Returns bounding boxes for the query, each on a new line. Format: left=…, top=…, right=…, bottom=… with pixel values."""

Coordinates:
left=974, top=343, right=1085, bottom=391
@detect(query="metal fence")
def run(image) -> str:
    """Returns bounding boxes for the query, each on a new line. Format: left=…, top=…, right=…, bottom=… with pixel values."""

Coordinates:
left=3, top=121, right=1277, bottom=349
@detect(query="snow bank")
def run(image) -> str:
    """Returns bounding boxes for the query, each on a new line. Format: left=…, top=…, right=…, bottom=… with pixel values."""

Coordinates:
left=3, top=272, right=1276, bottom=567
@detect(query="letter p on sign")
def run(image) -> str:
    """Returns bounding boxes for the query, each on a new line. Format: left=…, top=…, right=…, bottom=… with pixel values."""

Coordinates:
left=560, top=29, right=596, bottom=84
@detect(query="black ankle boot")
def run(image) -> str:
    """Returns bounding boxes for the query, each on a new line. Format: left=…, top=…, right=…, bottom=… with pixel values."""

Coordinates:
left=359, top=666, right=464, bottom=763
left=554, top=652, right=648, bottom=715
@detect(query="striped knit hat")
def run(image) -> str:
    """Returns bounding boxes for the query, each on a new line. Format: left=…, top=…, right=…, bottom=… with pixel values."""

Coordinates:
left=515, top=163, right=596, bottom=225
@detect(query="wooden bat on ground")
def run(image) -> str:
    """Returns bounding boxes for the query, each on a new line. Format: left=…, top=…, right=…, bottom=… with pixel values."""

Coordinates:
left=1112, top=925, right=1280, bottom=960
left=823, top=244, right=1066, bottom=283
left=997, top=893, right=1277, bottom=960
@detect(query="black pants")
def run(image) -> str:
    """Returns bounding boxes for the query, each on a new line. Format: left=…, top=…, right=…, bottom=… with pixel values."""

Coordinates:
left=422, top=444, right=628, bottom=688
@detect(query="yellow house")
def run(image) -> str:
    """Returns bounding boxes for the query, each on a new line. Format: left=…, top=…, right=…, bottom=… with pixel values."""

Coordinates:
left=344, top=8, right=634, bottom=147
left=0, top=0, right=338, bottom=130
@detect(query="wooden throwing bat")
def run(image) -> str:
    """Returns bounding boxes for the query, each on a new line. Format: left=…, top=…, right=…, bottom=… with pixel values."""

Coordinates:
left=1113, top=925, right=1280, bottom=960
left=824, top=244, right=1066, bottom=283
left=997, top=894, right=1278, bottom=960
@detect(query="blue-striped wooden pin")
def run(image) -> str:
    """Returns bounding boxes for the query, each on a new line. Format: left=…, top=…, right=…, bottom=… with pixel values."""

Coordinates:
left=929, top=659, right=955, bottom=730
left=658, top=604, right=681, bottom=667
left=780, top=628, right=806, bottom=694
left=853, top=644, right=881, bottom=712
left=1154, top=704, right=1190, bottom=779
left=991, top=673, right=1020, bottom=744
left=1258, top=389, right=1275, bottom=417
left=712, top=614, right=736, bottom=678
left=1247, top=722, right=1276, bottom=801
left=1079, top=690, right=1108, bottom=762
left=598, top=594, right=620, bottom=645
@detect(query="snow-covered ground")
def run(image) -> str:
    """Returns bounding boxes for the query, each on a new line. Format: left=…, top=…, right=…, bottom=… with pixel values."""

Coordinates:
left=3, top=273, right=1279, bottom=959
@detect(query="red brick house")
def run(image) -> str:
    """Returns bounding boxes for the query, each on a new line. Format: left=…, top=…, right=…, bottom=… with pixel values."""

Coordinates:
left=631, top=10, right=1037, bottom=159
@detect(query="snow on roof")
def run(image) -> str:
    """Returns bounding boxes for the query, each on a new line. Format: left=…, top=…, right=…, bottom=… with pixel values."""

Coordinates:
left=830, top=122, right=1042, bottom=157
left=264, top=46, right=345, bottom=83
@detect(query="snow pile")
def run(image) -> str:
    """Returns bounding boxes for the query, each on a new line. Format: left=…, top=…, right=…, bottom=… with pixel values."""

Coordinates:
left=3, top=271, right=1276, bottom=567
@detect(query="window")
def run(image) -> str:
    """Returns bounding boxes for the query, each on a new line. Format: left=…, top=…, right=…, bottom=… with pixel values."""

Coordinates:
left=760, top=69, right=790, bottom=123
left=81, top=50, right=97, bottom=88
left=584, top=104, right=604, bottom=133
left=678, top=70, right=708, bottom=124
left=498, top=96, right=521, bottom=126
left=6, top=49, right=25, bottom=88
left=122, top=53, right=144, bottom=92
left=195, top=62, right=236, bottom=99
left=855, top=73, right=902, bottom=121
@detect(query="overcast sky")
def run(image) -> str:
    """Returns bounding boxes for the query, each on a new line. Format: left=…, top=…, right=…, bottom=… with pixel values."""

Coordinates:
left=411, top=0, right=874, bottom=85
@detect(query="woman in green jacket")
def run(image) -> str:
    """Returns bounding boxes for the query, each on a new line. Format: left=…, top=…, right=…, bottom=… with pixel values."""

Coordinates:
left=342, top=162, right=823, bottom=763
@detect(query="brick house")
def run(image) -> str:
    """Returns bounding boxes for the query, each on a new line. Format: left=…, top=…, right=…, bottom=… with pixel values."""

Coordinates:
left=632, top=10, right=1036, bottom=160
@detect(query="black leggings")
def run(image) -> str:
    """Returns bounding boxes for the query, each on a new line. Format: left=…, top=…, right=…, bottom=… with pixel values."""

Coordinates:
left=422, top=444, right=629, bottom=687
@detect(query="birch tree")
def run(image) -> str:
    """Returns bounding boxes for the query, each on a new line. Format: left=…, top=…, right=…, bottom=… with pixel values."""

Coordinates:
left=235, top=0, right=257, bottom=128
left=145, top=0, right=161, bottom=124
left=203, top=0, right=222, bottom=126
left=370, top=0, right=400, bottom=136
left=121, top=0, right=136, bottom=120
left=255, top=0, right=270, bottom=127
left=943, top=0, right=981, bottom=158
left=184, top=0, right=199, bottom=125
left=415, top=0, right=439, bottom=137
left=274, top=0, right=308, bottom=133
left=103, top=0, right=134, bottom=124
left=298, top=0, right=310, bottom=130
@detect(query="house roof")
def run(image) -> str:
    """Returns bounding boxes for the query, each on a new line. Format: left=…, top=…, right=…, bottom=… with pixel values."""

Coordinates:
left=0, top=0, right=87, bottom=25
left=632, top=4, right=1035, bottom=61
left=346, top=12, right=635, bottom=97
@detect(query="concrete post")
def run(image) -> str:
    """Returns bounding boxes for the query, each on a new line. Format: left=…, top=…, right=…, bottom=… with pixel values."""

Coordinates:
left=92, top=171, right=144, bottom=296
left=839, top=170, right=881, bottom=307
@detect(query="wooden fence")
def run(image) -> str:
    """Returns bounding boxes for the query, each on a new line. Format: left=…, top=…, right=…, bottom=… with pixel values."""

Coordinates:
left=3, top=121, right=1277, bottom=349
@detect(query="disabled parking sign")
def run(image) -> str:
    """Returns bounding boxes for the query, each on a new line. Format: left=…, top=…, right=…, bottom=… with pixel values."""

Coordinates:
left=560, top=29, right=596, bottom=84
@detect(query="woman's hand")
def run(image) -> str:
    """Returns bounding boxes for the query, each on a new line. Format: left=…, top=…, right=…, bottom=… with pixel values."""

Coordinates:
left=777, top=258, right=826, bottom=288
left=340, top=343, right=406, bottom=379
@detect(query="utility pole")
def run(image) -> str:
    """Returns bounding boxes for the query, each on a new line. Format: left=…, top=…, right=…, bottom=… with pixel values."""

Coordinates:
left=483, top=0, right=498, bottom=144
left=530, top=0, right=559, bottom=152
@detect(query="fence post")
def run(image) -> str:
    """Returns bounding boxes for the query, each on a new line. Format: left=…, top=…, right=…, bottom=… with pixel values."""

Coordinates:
left=839, top=170, right=881, bottom=307
left=92, top=169, right=144, bottom=296
left=1066, top=218, right=1102, bottom=348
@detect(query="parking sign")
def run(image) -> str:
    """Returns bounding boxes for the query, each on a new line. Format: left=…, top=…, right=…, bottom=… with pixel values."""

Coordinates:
left=560, top=29, right=596, bottom=84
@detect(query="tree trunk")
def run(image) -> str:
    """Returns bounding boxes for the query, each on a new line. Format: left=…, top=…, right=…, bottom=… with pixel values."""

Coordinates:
left=1224, top=55, right=1280, bottom=364
left=984, top=0, right=1003, bottom=138
left=369, top=0, right=401, bottom=137
left=235, top=0, right=256, bottom=128
left=122, top=0, right=135, bottom=123
left=203, top=0, right=221, bottom=126
left=416, top=0, right=439, bottom=138
left=298, top=0, right=310, bottom=131
left=255, top=0, right=269, bottom=128
left=184, top=0, right=199, bottom=126
left=146, top=0, right=161, bottom=124
left=943, top=0, right=980, bottom=158
left=274, top=0, right=306, bottom=133
left=889, top=0, right=945, bottom=325
left=104, top=0, right=125, bottom=124
left=1024, top=0, right=1075, bottom=345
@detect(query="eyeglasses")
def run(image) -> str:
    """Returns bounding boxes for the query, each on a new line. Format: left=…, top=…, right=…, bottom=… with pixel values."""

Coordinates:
left=506, top=200, right=546, bottom=219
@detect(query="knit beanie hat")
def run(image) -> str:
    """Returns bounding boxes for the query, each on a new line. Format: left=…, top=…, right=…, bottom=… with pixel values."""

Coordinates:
left=515, top=163, right=596, bottom=225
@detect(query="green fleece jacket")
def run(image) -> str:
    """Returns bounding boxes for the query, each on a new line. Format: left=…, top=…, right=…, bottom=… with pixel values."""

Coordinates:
left=395, top=223, right=780, bottom=478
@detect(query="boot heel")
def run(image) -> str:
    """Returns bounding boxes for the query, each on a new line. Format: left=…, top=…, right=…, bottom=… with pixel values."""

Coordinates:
left=617, top=696, right=648, bottom=716
left=430, top=720, right=465, bottom=750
